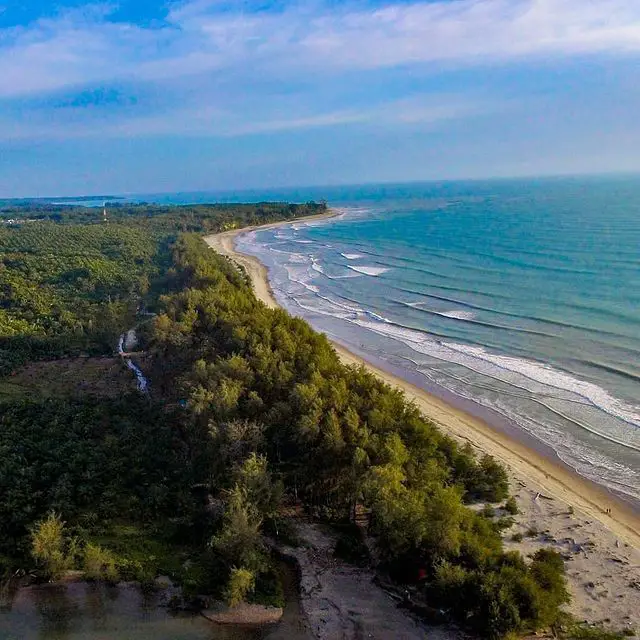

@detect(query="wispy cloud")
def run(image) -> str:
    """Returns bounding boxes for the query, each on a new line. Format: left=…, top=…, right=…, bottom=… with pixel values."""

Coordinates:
left=296, top=0, right=640, bottom=69
left=0, top=92, right=492, bottom=141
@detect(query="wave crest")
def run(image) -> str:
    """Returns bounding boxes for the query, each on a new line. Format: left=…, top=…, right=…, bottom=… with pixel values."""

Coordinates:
left=348, top=265, right=390, bottom=276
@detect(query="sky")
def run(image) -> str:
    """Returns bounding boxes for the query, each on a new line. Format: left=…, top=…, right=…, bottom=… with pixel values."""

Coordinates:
left=1, top=0, right=640, bottom=197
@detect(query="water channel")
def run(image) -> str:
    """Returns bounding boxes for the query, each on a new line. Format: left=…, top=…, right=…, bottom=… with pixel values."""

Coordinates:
left=0, top=581, right=265, bottom=640
left=0, top=562, right=307, bottom=639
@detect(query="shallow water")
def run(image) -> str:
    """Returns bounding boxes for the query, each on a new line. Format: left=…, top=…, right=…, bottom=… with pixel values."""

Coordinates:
left=235, top=177, right=640, bottom=506
left=0, top=582, right=265, bottom=640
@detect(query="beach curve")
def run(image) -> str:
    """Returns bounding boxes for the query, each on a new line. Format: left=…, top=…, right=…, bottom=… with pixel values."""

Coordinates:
left=205, top=215, right=640, bottom=629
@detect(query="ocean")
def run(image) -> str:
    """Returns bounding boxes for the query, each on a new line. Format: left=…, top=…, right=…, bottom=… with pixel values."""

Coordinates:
left=229, top=176, right=640, bottom=506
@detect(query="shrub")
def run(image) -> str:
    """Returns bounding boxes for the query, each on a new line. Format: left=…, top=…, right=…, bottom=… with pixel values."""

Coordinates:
left=115, top=557, right=145, bottom=582
left=30, top=512, right=77, bottom=580
left=477, top=455, right=510, bottom=502
left=264, top=517, right=302, bottom=547
left=224, top=567, right=255, bottom=607
left=426, top=561, right=471, bottom=619
left=529, top=549, right=570, bottom=628
left=511, top=533, right=524, bottom=543
left=83, top=543, right=119, bottom=583
left=178, top=560, right=208, bottom=599
left=251, top=569, right=285, bottom=608
left=481, top=504, right=496, bottom=518
left=470, top=568, right=526, bottom=639
left=494, top=517, right=516, bottom=532
left=425, top=548, right=569, bottom=639
left=503, top=497, right=519, bottom=515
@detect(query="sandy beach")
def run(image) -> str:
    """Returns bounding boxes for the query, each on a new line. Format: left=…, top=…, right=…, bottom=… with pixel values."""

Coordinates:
left=205, top=216, right=640, bottom=632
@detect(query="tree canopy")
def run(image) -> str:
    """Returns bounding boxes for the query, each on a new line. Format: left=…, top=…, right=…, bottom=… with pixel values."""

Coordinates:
left=0, top=200, right=570, bottom=638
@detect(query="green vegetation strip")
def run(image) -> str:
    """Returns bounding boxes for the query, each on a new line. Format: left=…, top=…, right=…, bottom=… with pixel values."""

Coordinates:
left=1, top=202, right=628, bottom=639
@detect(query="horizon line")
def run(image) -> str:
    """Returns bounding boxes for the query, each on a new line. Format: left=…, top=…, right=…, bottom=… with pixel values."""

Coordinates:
left=2, top=170, right=640, bottom=202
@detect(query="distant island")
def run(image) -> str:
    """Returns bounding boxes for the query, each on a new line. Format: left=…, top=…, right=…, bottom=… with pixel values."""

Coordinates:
left=0, top=195, right=121, bottom=207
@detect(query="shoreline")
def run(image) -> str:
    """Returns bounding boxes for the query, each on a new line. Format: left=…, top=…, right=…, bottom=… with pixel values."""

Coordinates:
left=204, top=214, right=640, bottom=547
left=205, top=214, right=640, bottom=628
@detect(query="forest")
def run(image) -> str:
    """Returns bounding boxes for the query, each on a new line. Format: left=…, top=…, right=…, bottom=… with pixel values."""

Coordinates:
left=0, top=200, right=326, bottom=232
left=0, top=201, right=578, bottom=639
left=0, top=201, right=324, bottom=373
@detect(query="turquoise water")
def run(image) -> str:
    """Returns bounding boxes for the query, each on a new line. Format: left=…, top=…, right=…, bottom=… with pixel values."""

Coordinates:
left=234, top=177, right=640, bottom=504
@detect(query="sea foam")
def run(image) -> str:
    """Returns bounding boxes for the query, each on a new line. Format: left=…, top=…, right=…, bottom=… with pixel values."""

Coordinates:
left=443, top=343, right=640, bottom=430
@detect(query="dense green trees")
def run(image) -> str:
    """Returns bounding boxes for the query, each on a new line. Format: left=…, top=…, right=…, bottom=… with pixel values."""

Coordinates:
left=0, top=201, right=327, bottom=232
left=0, top=223, right=162, bottom=372
left=0, top=202, right=326, bottom=597
left=0, top=200, right=569, bottom=637
left=0, top=396, right=194, bottom=560
left=145, top=234, right=568, bottom=637
left=0, top=201, right=327, bottom=372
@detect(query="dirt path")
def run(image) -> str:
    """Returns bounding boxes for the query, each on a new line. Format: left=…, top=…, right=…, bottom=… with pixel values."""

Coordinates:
left=277, top=522, right=461, bottom=640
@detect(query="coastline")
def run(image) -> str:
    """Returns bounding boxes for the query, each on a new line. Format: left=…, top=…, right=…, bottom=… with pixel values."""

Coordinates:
left=205, top=214, right=640, bottom=629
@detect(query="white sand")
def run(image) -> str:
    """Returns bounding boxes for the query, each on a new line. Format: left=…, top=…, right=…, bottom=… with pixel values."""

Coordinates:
left=205, top=218, right=640, bottom=633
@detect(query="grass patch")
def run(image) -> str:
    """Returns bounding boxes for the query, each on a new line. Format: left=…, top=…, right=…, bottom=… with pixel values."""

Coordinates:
left=89, top=523, right=188, bottom=585
left=0, top=357, right=136, bottom=399
left=560, top=623, right=634, bottom=639
left=0, top=380, right=30, bottom=400
left=85, top=522, right=232, bottom=600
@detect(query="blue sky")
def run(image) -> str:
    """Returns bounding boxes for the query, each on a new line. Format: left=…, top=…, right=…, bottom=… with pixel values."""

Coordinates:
left=1, top=0, right=640, bottom=197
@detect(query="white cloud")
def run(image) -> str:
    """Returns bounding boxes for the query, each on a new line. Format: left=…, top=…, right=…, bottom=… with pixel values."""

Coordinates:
left=165, top=0, right=640, bottom=72
left=0, top=0, right=639, bottom=142
left=1, top=0, right=639, bottom=99
left=0, top=7, right=153, bottom=98
left=296, top=0, right=640, bottom=69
